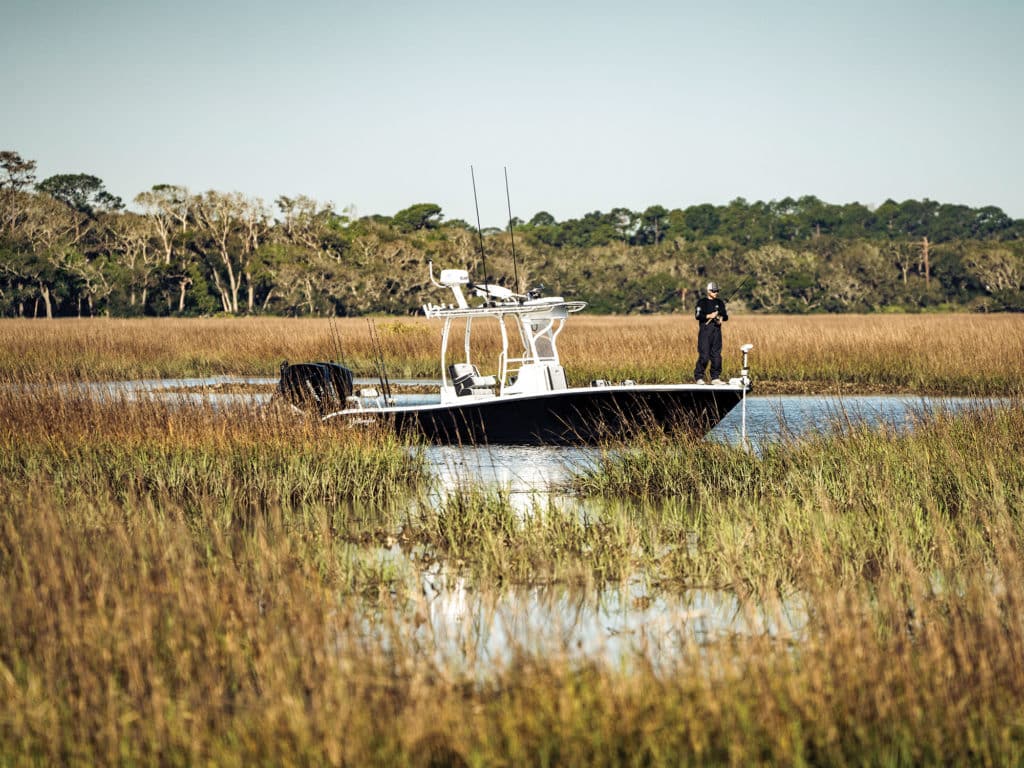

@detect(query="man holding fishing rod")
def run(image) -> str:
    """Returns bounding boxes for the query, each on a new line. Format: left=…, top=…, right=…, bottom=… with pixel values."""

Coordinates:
left=693, top=281, right=729, bottom=384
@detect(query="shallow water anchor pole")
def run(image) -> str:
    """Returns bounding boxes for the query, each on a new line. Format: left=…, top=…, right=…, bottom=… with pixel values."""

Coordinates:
left=740, top=343, right=753, bottom=451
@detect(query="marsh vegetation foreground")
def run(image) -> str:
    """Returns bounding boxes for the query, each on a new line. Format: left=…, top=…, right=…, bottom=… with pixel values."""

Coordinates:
left=2, top=315, right=1024, bottom=765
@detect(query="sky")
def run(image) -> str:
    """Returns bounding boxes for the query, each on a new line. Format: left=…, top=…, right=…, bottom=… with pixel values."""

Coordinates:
left=3, top=0, right=1022, bottom=228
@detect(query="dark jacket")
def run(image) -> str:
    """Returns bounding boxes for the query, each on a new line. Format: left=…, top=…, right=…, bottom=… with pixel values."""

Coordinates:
left=695, top=296, right=728, bottom=326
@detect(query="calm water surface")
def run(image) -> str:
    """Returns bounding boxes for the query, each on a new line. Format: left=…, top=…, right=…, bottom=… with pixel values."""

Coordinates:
left=424, top=393, right=999, bottom=494
left=401, top=574, right=807, bottom=669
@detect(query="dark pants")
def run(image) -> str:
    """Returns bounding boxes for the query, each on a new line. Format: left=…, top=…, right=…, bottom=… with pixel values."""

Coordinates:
left=694, top=324, right=723, bottom=381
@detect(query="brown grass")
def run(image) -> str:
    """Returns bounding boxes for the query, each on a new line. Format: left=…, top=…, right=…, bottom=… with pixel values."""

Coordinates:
left=2, top=313, right=1023, bottom=394
left=564, top=314, right=1024, bottom=394
left=4, top=434, right=1024, bottom=764
left=3, top=346, right=1024, bottom=762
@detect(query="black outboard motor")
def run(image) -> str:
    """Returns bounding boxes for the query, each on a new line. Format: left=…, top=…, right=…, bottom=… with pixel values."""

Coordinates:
left=277, top=360, right=355, bottom=415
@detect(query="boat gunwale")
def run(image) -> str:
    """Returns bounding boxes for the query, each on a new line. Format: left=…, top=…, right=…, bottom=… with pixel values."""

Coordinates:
left=322, top=381, right=749, bottom=420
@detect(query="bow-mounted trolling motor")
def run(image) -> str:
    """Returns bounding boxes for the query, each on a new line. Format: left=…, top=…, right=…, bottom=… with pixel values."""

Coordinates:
left=739, top=343, right=754, bottom=450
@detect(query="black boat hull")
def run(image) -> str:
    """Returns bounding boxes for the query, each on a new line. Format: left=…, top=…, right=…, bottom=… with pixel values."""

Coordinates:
left=328, top=385, right=747, bottom=445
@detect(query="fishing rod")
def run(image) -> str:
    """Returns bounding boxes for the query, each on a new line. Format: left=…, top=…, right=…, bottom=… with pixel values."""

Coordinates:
left=365, top=318, right=393, bottom=401
left=722, top=274, right=754, bottom=303
left=328, top=314, right=347, bottom=369
left=369, top=318, right=393, bottom=401
left=470, top=165, right=489, bottom=285
left=504, top=166, right=521, bottom=296
left=375, top=319, right=394, bottom=401
left=699, top=275, right=754, bottom=325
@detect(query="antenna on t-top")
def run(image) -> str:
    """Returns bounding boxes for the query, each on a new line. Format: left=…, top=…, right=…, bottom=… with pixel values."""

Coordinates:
left=504, top=166, right=521, bottom=296
left=470, top=165, right=489, bottom=285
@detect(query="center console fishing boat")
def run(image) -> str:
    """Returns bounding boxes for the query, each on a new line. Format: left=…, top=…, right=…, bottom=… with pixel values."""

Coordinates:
left=279, top=262, right=753, bottom=445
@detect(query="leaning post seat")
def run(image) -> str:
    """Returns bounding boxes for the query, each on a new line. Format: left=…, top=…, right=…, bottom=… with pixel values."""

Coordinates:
left=449, top=363, right=497, bottom=397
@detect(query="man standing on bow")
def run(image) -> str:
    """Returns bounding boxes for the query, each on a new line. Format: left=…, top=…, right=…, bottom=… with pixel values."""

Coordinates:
left=693, top=281, right=728, bottom=384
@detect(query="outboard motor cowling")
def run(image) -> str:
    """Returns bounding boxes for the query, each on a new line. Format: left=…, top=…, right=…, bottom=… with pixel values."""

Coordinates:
left=277, top=361, right=355, bottom=415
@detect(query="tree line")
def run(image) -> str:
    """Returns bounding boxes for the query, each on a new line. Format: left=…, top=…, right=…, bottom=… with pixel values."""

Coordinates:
left=2, top=150, right=1023, bottom=318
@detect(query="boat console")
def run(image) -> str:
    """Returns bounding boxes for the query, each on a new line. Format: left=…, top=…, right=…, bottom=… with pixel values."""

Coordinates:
left=423, top=260, right=585, bottom=404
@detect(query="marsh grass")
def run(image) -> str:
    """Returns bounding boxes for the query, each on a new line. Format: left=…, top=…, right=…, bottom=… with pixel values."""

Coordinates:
left=563, top=314, right=1024, bottom=394
left=3, top=388, right=1024, bottom=761
left=0, top=317, right=441, bottom=382
left=4, top=477, right=1024, bottom=763
left=575, top=401, right=1024, bottom=590
left=0, top=383, right=428, bottom=529
left=2, top=313, right=1023, bottom=393
left=415, top=486, right=637, bottom=586
left=5, top=324, right=1024, bottom=761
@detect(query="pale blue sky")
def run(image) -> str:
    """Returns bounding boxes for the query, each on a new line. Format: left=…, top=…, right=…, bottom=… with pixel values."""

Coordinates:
left=4, top=0, right=1022, bottom=226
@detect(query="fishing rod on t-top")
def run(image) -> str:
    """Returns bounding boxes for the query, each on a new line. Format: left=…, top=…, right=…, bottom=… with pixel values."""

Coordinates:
left=504, top=166, right=521, bottom=296
left=470, top=165, right=489, bottom=285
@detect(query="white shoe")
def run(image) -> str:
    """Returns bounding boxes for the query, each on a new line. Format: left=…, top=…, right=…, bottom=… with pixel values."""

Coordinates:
left=711, top=378, right=723, bottom=385
left=695, top=379, right=705, bottom=385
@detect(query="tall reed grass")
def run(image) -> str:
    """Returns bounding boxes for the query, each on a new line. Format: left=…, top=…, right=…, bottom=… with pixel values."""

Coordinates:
left=3, top=390, right=1024, bottom=762
left=4, top=335, right=1024, bottom=762
left=0, top=384, right=428, bottom=528
left=574, top=402, right=1024, bottom=590
left=563, top=314, right=1024, bottom=394
left=2, top=314, right=1022, bottom=393
left=4, top=468, right=1024, bottom=763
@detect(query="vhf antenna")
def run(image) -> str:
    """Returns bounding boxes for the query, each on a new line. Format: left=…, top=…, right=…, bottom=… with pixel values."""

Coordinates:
left=470, top=165, right=489, bottom=286
left=504, top=166, right=521, bottom=296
